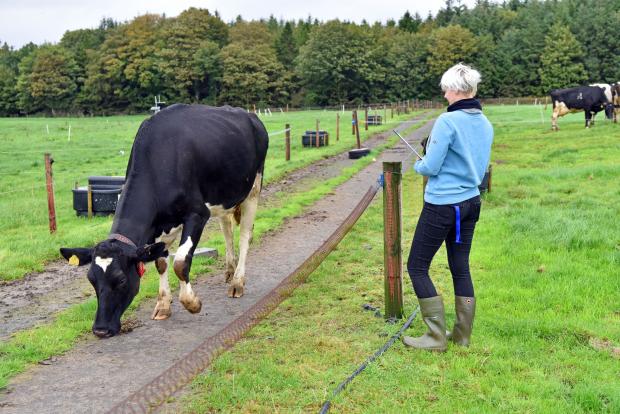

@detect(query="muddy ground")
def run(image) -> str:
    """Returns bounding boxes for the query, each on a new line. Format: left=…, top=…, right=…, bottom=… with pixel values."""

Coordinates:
left=0, top=116, right=435, bottom=413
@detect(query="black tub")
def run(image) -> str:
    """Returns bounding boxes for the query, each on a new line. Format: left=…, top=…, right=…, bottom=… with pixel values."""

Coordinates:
left=302, top=130, right=329, bottom=147
left=72, top=176, right=125, bottom=216
left=367, top=115, right=382, bottom=125
left=88, top=176, right=125, bottom=190
left=72, top=187, right=123, bottom=217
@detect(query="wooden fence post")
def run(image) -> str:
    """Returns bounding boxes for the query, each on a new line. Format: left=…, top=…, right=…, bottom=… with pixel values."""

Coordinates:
left=87, top=184, right=93, bottom=218
left=316, top=119, right=320, bottom=148
left=336, top=113, right=340, bottom=141
left=364, top=107, right=369, bottom=131
left=44, top=153, right=57, bottom=234
left=351, top=111, right=355, bottom=135
left=353, top=110, right=361, bottom=149
left=285, top=123, right=290, bottom=161
left=383, top=161, right=403, bottom=320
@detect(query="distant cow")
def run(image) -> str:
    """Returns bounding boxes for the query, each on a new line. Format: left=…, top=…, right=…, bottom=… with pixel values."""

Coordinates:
left=60, top=105, right=269, bottom=337
left=550, top=86, right=614, bottom=130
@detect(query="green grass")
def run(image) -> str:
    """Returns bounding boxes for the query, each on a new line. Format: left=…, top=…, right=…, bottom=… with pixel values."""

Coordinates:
left=0, top=110, right=436, bottom=389
left=0, top=108, right=417, bottom=281
left=176, top=105, right=620, bottom=413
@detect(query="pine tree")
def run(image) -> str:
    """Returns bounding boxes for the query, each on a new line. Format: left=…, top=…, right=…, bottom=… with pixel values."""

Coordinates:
left=539, top=23, right=587, bottom=92
left=275, top=22, right=297, bottom=67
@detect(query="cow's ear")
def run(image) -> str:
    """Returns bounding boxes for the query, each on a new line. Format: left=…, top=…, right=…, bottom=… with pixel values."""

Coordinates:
left=60, top=247, right=93, bottom=266
left=136, top=242, right=168, bottom=263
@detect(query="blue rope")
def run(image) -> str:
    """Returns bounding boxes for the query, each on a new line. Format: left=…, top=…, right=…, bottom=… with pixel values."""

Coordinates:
left=453, top=205, right=461, bottom=243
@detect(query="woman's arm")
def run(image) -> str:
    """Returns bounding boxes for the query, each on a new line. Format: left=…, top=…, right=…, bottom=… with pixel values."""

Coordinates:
left=414, top=116, right=453, bottom=176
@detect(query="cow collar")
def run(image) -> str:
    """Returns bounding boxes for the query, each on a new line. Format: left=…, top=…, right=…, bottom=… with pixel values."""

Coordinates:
left=108, top=233, right=146, bottom=278
left=108, top=233, right=137, bottom=249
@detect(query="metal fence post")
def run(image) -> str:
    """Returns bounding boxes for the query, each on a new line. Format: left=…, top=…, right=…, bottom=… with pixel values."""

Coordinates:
left=383, top=161, right=403, bottom=320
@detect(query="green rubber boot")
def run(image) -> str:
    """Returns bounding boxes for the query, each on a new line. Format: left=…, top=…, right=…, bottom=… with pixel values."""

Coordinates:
left=447, top=296, right=475, bottom=347
left=402, top=296, right=447, bottom=352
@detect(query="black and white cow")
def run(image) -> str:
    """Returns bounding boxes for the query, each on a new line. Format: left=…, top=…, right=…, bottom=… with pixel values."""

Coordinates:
left=60, top=104, right=269, bottom=337
left=550, top=86, right=614, bottom=130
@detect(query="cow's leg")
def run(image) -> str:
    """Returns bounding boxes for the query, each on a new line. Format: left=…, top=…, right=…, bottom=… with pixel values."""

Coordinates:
left=585, top=111, right=592, bottom=128
left=174, top=212, right=208, bottom=313
left=551, top=107, right=559, bottom=131
left=229, top=174, right=261, bottom=298
left=219, top=214, right=237, bottom=283
left=151, top=257, right=172, bottom=320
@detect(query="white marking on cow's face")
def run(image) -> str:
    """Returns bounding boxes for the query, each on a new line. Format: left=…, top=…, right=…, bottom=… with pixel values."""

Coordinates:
left=206, top=203, right=235, bottom=218
left=174, top=237, right=193, bottom=262
left=95, top=256, right=113, bottom=272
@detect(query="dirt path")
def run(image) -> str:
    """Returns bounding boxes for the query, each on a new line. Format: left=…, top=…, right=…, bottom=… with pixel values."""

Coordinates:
left=0, top=112, right=431, bottom=340
left=0, top=116, right=435, bottom=413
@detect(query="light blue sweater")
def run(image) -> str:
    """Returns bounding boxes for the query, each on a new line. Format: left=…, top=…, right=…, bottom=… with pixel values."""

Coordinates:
left=414, top=109, right=493, bottom=205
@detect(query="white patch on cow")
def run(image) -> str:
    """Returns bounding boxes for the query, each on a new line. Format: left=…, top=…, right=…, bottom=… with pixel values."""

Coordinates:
left=174, top=237, right=193, bottom=262
left=94, top=256, right=113, bottom=272
left=590, top=83, right=612, bottom=102
left=206, top=203, right=235, bottom=218
left=155, top=224, right=183, bottom=249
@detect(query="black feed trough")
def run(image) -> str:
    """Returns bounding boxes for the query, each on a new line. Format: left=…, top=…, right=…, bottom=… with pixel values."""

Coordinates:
left=348, top=147, right=370, bottom=159
left=72, top=176, right=125, bottom=216
left=302, top=130, right=329, bottom=147
left=367, top=115, right=382, bottom=126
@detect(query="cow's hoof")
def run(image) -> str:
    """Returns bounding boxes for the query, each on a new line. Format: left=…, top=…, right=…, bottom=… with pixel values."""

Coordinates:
left=181, top=297, right=202, bottom=314
left=228, top=284, right=244, bottom=298
left=151, top=295, right=172, bottom=320
left=151, top=305, right=171, bottom=320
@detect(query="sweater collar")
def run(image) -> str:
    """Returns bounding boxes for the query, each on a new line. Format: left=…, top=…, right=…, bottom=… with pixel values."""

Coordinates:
left=447, top=98, right=482, bottom=113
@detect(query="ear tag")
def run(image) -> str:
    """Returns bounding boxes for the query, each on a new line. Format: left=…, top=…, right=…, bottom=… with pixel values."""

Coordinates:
left=69, top=255, right=80, bottom=266
left=137, top=262, right=146, bottom=278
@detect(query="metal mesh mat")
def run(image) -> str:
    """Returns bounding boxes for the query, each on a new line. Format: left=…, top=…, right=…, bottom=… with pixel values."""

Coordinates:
left=109, top=182, right=381, bottom=413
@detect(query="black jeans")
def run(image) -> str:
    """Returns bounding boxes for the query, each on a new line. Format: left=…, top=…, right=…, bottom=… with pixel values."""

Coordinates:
left=407, top=195, right=481, bottom=299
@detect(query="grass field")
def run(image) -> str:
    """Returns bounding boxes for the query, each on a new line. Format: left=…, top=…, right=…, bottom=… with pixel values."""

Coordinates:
left=176, top=105, right=620, bottom=413
left=0, top=107, right=415, bottom=281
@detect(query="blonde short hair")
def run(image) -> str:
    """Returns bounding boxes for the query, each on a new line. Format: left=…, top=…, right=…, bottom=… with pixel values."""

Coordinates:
left=440, top=63, right=481, bottom=96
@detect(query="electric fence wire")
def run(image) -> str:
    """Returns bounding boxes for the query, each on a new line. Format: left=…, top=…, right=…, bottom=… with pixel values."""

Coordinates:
left=318, top=306, right=420, bottom=414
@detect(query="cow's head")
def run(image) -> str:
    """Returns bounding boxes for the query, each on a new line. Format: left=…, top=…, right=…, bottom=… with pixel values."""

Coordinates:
left=604, top=103, right=614, bottom=119
left=60, top=240, right=167, bottom=338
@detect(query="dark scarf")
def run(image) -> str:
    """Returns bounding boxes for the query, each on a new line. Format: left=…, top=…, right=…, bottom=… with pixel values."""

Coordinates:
left=447, top=98, right=482, bottom=112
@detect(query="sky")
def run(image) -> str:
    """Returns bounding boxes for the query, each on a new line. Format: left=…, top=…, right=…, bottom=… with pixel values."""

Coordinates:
left=0, top=0, right=479, bottom=49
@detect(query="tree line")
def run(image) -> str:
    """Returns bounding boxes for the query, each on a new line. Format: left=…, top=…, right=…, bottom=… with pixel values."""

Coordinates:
left=0, top=0, right=618, bottom=116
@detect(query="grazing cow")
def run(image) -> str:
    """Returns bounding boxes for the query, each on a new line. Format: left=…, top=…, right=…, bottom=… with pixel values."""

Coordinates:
left=60, top=104, right=269, bottom=337
left=550, top=86, right=614, bottom=130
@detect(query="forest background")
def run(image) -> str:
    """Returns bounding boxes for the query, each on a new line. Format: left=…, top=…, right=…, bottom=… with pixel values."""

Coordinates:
left=0, top=0, right=618, bottom=115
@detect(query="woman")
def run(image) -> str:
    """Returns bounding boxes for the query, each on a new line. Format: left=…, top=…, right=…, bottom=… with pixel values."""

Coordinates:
left=402, top=63, right=493, bottom=351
